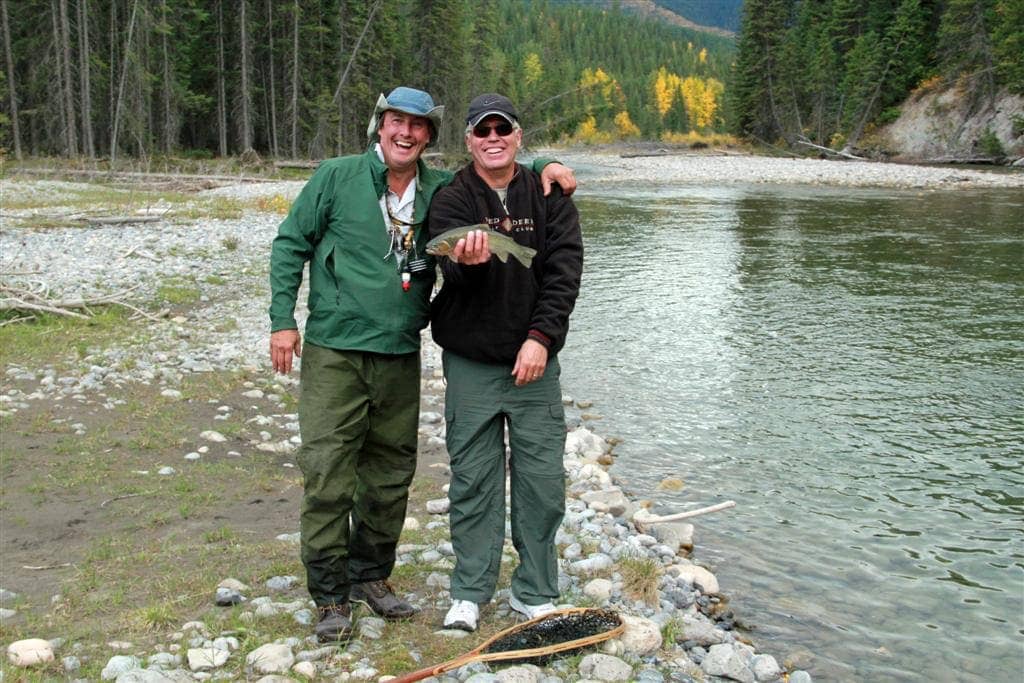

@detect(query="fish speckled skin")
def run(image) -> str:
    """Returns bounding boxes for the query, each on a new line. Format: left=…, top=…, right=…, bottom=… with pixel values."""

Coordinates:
left=425, top=225, right=537, bottom=268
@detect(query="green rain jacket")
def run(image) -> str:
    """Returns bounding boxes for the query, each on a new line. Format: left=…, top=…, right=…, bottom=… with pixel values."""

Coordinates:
left=269, top=146, right=557, bottom=355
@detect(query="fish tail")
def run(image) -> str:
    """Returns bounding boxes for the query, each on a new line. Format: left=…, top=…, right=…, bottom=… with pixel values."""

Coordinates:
left=510, top=245, right=537, bottom=268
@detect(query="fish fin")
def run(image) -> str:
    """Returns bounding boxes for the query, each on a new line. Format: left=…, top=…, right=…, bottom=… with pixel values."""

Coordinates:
left=494, top=251, right=510, bottom=263
left=512, top=246, right=537, bottom=269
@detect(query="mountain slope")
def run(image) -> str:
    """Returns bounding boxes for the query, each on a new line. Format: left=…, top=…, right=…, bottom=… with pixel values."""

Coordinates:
left=653, top=0, right=743, bottom=33
left=554, top=0, right=737, bottom=38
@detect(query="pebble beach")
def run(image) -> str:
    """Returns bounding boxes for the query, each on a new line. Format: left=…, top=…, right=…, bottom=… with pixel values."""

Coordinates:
left=2, top=151, right=1019, bottom=681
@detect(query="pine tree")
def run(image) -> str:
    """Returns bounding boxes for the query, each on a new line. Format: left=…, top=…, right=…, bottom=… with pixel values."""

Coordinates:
left=991, top=0, right=1024, bottom=93
left=728, top=0, right=794, bottom=142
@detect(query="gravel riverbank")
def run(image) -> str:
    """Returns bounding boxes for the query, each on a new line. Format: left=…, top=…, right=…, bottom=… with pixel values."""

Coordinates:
left=532, top=146, right=1024, bottom=190
left=0, top=165, right=849, bottom=682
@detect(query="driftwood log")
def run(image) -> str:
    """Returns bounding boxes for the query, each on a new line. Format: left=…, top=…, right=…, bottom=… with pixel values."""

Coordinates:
left=0, top=283, right=163, bottom=324
left=632, top=500, right=736, bottom=533
left=795, top=138, right=866, bottom=160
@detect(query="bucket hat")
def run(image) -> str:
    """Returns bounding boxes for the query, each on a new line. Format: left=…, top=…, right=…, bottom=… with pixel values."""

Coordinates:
left=367, top=86, right=445, bottom=147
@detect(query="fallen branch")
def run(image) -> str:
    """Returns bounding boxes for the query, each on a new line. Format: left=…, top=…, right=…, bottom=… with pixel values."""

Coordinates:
left=85, top=215, right=162, bottom=226
left=100, top=491, right=153, bottom=507
left=11, top=167, right=282, bottom=184
left=23, top=563, right=74, bottom=570
left=920, top=156, right=1000, bottom=165
left=0, top=315, right=35, bottom=326
left=109, top=299, right=164, bottom=322
left=273, top=160, right=318, bottom=169
left=0, top=297, right=89, bottom=319
left=795, top=138, right=866, bottom=160
left=633, top=500, right=736, bottom=532
left=0, top=283, right=146, bottom=321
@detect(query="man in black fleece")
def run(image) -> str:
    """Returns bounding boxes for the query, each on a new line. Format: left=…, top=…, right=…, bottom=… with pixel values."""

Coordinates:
left=427, top=93, right=583, bottom=632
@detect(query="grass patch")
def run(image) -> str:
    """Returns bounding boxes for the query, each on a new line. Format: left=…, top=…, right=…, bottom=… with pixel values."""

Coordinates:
left=0, top=308, right=138, bottom=368
left=619, top=554, right=662, bottom=607
left=255, top=194, right=292, bottom=214
left=155, top=276, right=201, bottom=306
left=0, top=180, right=246, bottom=228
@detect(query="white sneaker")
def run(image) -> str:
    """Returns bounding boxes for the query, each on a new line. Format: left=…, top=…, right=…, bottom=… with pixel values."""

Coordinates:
left=443, top=599, right=479, bottom=632
left=508, top=594, right=557, bottom=620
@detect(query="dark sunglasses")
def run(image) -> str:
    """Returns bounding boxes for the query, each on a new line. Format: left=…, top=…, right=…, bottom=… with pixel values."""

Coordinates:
left=471, top=121, right=515, bottom=138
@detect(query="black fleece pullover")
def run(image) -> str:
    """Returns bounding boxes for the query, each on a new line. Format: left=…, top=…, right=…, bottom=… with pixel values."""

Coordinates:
left=427, top=162, right=583, bottom=365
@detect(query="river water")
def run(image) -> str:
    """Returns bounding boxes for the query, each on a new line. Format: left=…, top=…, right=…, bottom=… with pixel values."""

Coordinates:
left=556, top=172, right=1024, bottom=681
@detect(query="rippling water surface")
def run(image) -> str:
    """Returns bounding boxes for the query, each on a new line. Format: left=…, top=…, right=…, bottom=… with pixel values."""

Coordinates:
left=557, top=178, right=1024, bottom=681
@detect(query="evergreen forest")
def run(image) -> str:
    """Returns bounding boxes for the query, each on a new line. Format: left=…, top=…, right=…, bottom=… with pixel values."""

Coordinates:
left=729, top=0, right=1024, bottom=151
left=0, top=0, right=735, bottom=160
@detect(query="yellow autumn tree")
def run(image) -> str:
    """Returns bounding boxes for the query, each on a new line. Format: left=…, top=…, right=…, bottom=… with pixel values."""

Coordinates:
left=523, top=53, right=543, bottom=88
left=679, top=76, right=723, bottom=130
left=698, top=47, right=707, bottom=64
left=573, top=115, right=613, bottom=144
left=653, top=67, right=682, bottom=117
left=701, top=78, right=724, bottom=129
left=579, top=67, right=616, bottom=105
left=614, top=111, right=640, bottom=138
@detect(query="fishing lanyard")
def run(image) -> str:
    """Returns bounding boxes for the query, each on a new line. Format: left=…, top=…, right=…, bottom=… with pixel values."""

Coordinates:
left=384, top=200, right=427, bottom=291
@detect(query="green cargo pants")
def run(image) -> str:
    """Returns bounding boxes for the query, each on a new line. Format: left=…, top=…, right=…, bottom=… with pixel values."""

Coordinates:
left=442, top=350, right=566, bottom=606
left=297, top=343, right=419, bottom=607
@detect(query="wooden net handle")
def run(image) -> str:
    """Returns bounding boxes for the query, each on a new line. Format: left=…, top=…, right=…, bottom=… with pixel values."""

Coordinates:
left=389, top=609, right=625, bottom=683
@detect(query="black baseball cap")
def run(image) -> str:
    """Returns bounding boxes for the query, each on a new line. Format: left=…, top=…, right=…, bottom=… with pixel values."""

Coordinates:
left=466, top=93, right=519, bottom=126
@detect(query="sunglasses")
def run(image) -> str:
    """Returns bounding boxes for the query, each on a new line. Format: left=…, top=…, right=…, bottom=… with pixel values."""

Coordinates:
left=471, top=121, right=515, bottom=138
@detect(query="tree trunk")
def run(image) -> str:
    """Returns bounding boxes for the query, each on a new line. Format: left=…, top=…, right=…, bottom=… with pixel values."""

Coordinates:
left=266, top=0, right=278, bottom=156
left=110, top=0, right=139, bottom=163
left=216, top=0, right=227, bottom=156
left=50, top=0, right=69, bottom=154
left=58, top=0, right=77, bottom=155
left=160, top=0, right=172, bottom=154
left=334, top=1, right=346, bottom=156
left=0, top=0, right=22, bottom=159
left=290, top=0, right=298, bottom=158
left=239, top=0, right=252, bottom=150
left=108, top=0, right=116, bottom=154
left=77, top=0, right=94, bottom=157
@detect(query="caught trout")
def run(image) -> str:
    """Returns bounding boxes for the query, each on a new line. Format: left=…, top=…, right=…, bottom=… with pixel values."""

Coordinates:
left=425, top=224, right=537, bottom=269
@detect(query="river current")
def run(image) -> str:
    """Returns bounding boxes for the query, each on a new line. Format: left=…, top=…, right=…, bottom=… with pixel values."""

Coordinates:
left=556, top=174, right=1023, bottom=681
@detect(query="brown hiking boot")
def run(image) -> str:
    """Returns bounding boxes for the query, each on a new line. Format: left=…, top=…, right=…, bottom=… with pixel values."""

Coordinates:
left=349, top=580, right=416, bottom=620
left=314, top=602, right=353, bottom=642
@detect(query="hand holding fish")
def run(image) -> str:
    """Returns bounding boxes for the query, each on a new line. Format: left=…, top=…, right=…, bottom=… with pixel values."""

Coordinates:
left=426, top=225, right=537, bottom=268
left=452, top=229, right=491, bottom=265
left=512, top=338, right=548, bottom=386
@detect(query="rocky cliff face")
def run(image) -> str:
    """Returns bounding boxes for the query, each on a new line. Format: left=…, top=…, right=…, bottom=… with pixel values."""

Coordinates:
left=876, top=84, right=1024, bottom=165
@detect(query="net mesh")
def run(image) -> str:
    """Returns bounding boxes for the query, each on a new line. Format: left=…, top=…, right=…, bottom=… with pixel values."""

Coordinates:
left=482, top=609, right=622, bottom=663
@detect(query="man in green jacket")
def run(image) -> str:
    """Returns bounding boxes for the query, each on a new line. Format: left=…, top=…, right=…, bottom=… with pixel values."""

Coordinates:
left=268, top=86, right=575, bottom=642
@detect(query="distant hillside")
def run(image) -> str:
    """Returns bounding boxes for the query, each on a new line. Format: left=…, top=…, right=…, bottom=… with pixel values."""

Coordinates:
left=553, top=0, right=738, bottom=38
left=653, top=0, right=743, bottom=33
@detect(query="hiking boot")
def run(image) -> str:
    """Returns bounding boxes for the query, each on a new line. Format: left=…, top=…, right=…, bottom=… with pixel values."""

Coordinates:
left=314, top=602, right=353, bottom=642
left=350, top=580, right=416, bottom=620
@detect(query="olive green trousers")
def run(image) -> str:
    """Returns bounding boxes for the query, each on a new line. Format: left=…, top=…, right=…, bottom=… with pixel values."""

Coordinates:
left=297, top=343, right=419, bottom=607
left=442, top=351, right=566, bottom=606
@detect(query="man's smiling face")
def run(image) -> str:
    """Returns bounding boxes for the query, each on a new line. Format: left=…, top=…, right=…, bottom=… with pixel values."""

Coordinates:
left=467, top=115, right=521, bottom=178
left=378, top=111, right=431, bottom=173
